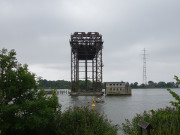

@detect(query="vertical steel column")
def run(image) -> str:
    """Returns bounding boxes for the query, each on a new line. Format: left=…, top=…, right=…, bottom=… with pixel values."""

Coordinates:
left=93, top=58, right=96, bottom=91
left=74, top=52, right=76, bottom=82
left=71, top=48, right=73, bottom=91
left=95, top=46, right=98, bottom=91
left=95, top=45, right=103, bottom=91
left=100, top=48, right=103, bottom=86
left=92, top=59, right=94, bottom=85
left=76, top=54, right=79, bottom=83
left=85, top=58, right=87, bottom=91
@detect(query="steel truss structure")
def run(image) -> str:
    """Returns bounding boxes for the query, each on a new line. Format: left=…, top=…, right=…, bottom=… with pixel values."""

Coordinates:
left=70, top=32, right=103, bottom=92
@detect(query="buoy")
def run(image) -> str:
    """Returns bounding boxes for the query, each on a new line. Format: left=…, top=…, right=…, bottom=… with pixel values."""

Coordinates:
left=92, top=96, right=95, bottom=107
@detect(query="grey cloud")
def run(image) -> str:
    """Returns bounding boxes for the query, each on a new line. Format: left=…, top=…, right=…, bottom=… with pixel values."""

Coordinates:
left=0, top=0, right=180, bottom=83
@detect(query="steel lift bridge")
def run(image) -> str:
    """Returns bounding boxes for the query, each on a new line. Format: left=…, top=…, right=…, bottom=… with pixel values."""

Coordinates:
left=70, top=32, right=103, bottom=95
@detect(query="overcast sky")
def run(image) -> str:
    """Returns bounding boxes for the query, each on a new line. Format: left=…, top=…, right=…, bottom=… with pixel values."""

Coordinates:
left=0, top=0, right=180, bottom=84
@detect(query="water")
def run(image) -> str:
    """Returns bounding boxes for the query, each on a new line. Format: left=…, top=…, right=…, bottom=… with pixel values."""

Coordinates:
left=57, top=88, right=180, bottom=134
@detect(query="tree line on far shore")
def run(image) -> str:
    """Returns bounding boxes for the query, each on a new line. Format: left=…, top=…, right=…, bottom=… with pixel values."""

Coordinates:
left=38, top=80, right=92, bottom=89
left=126, top=81, right=178, bottom=88
left=126, top=81, right=178, bottom=89
left=39, top=79, right=179, bottom=89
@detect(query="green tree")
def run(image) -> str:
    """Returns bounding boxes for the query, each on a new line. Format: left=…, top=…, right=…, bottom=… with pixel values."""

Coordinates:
left=125, top=82, right=130, bottom=87
left=0, top=49, right=61, bottom=135
left=148, top=81, right=154, bottom=85
left=148, top=81, right=156, bottom=88
left=133, top=82, right=138, bottom=88
left=78, top=80, right=93, bottom=90
left=167, top=76, right=180, bottom=111
left=38, top=79, right=71, bottom=89
left=139, top=83, right=146, bottom=88
left=166, top=82, right=175, bottom=88
left=157, top=81, right=166, bottom=88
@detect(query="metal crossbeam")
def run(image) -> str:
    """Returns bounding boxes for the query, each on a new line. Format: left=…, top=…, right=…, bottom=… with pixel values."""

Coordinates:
left=70, top=32, right=103, bottom=92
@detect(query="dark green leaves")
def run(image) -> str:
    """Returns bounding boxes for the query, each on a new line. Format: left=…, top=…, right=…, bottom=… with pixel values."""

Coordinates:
left=0, top=49, right=61, bottom=135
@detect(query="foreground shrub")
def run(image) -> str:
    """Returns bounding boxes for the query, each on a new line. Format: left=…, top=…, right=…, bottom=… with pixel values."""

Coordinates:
left=122, top=107, right=180, bottom=135
left=122, top=76, right=180, bottom=135
left=60, top=107, right=118, bottom=135
left=0, top=49, right=62, bottom=135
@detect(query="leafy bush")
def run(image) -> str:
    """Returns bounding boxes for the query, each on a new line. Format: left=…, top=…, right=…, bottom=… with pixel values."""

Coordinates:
left=60, top=107, right=118, bottom=135
left=122, top=107, right=180, bottom=135
left=0, top=49, right=62, bottom=135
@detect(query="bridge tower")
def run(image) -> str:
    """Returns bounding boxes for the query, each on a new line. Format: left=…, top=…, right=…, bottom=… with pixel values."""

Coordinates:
left=70, top=32, right=103, bottom=95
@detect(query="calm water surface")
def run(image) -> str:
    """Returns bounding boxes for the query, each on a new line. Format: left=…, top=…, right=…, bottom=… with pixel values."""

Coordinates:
left=57, top=88, right=180, bottom=133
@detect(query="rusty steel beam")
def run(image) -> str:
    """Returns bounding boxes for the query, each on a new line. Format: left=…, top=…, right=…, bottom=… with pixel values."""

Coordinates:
left=70, top=32, right=103, bottom=92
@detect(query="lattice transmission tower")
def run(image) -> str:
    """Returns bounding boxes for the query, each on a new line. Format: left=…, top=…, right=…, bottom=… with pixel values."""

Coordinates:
left=142, top=48, right=147, bottom=85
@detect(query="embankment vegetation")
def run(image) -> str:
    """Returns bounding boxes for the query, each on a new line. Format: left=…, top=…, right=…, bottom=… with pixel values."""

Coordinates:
left=0, top=48, right=118, bottom=135
left=38, top=79, right=93, bottom=90
left=38, top=79, right=178, bottom=89
left=128, top=81, right=178, bottom=89
left=122, top=76, right=180, bottom=135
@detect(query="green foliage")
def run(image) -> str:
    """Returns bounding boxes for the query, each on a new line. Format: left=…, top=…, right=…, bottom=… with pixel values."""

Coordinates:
left=38, top=79, right=71, bottom=89
left=78, top=80, right=93, bottom=90
left=0, top=49, right=61, bottom=135
left=39, top=79, right=95, bottom=90
left=39, top=79, right=178, bottom=90
left=167, top=76, right=180, bottom=112
left=121, top=75, right=180, bottom=135
left=60, top=107, right=118, bottom=135
left=157, top=81, right=167, bottom=88
left=130, top=80, right=177, bottom=89
left=167, top=89, right=180, bottom=111
left=122, top=107, right=180, bottom=135
left=130, top=82, right=138, bottom=89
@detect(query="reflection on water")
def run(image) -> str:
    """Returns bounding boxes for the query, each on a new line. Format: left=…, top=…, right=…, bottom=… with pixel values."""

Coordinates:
left=57, top=89, right=180, bottom=130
